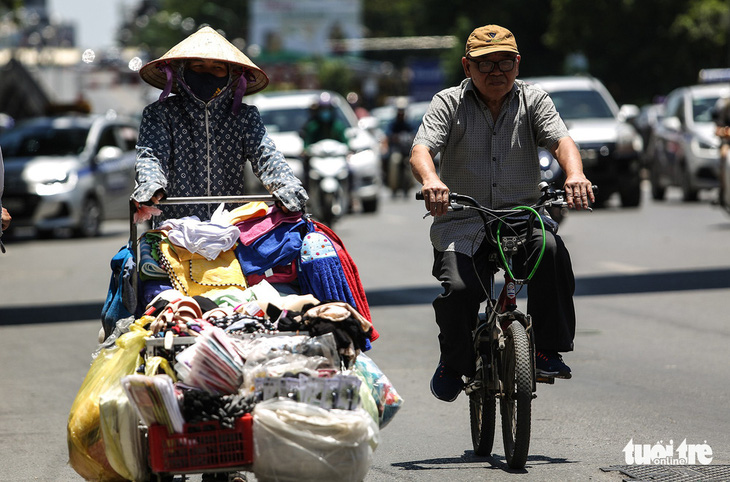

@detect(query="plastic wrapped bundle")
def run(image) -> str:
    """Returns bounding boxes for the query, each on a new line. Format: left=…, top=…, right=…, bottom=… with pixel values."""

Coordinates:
left=252, top=399, right=379, bottom=482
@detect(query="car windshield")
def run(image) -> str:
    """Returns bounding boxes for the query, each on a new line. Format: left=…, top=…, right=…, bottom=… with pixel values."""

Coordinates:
left=548, top=90, right=614, bottom=120
left=258, top=104, right=352, bottom=133
left=258, top=107, right=312, bottom=133
left=692, top=95, right=721, bottom=123
left=0, top=126, right=89, bottom=157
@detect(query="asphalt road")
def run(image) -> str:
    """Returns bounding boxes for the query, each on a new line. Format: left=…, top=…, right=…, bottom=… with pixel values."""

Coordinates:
left=1, top=184, right=729, bottom=481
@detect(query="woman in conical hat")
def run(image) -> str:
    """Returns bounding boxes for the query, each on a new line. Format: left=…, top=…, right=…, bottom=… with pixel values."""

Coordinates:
left=132, top=26, right=308, bottom=222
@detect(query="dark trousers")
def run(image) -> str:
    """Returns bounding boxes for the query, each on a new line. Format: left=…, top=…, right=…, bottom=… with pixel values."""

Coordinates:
left=431, top=229, right=576, bottom=377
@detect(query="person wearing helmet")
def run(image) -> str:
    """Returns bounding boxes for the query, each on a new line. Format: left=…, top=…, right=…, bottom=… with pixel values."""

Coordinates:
left=300, top=92, right=349, bottom=148
left=132, top=26, right=308, bottom=222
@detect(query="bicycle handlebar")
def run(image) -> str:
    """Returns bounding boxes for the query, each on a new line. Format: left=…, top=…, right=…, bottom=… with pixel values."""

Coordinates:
left=415, top=182, right=598, bottom=283
left=415, top=182, right=598, bottom=211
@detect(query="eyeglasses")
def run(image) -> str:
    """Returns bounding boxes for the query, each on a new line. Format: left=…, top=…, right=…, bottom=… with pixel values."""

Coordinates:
left=468, top=58, right=516, bottom=73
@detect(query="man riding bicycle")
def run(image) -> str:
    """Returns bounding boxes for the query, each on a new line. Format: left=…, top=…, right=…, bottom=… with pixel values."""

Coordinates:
left=410, top=24, right=594, bottom=402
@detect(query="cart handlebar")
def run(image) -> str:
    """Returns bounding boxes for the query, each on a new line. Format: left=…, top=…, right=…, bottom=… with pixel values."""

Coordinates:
left=153, top=195, right=277, bottom=205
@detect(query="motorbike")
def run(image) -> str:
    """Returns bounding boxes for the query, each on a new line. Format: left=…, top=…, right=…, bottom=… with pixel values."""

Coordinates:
left=386, top=131, right=415, bottom=197
left=303, top=139, right=351, bottom=225
left=538, top=148, right=567, bottom=224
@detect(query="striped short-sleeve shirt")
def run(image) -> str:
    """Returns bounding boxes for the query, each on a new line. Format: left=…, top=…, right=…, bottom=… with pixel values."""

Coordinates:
left=413, top=78, right=569, bottom=254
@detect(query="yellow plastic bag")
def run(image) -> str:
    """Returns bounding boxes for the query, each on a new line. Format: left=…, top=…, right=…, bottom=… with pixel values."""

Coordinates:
left=99, top=385, right=148, bottom=482
left=145, top=356, right=177, bottom=380
left=67, top=322, right=150, bottom=481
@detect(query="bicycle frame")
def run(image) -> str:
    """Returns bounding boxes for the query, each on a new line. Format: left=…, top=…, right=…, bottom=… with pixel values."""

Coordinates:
left=471, top=257, right=538, bottom=393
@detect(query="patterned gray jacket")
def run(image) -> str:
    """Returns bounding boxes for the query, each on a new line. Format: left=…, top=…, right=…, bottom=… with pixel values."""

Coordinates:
left=132, top=80, right=308, bottom=221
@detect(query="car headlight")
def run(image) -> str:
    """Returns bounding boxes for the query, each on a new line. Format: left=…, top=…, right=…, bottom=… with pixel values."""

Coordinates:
left=24, top=164, right=78, bottom=195
left=538, top=149, right=555, bottom=169
left=691, top=137, right=719, bottom=158
left=615, top=124, right=642, bottom=156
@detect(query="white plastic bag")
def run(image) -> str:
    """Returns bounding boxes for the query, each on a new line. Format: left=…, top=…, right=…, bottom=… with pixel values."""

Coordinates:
left=252, top=399, right=379, bottom=482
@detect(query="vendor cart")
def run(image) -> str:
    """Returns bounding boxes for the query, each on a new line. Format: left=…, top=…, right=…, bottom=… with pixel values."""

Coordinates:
left=71, top=195, right=387, bottom=482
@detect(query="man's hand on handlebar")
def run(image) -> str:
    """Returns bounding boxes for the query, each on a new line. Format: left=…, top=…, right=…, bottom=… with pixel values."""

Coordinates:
left=420, top=179, right=451, bottom=217
left=563, top=176, right=595, bottom=210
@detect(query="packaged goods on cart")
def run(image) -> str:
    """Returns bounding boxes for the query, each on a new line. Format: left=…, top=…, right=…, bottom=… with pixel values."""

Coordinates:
left=252, top=398, right=379, bottom=482
left=76, top=199, right=401, bottom=480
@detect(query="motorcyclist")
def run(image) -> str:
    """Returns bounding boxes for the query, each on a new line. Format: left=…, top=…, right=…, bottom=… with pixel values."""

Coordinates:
left=299, top=93, right=350, bottom=191
left=385, top=99, right=416, bottom=197
left=300, top=93, right=349, bottom=148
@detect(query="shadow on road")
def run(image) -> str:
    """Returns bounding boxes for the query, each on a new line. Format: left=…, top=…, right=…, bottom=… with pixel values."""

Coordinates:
left=1, top=267, right=728, bottom=326
left=365, top=266, right=730, bottom=307
left=0, top=302, right=103, bottom=326
left=391, top=450, right=575, bottom=473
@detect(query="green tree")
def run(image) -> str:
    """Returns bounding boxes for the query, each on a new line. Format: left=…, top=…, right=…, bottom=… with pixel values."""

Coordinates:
left=545, top=0, right=730, bottom=104
left=119, top=0, right=249, bottom=60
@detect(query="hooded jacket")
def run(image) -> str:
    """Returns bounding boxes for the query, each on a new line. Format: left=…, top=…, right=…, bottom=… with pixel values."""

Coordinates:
left=132, top=71, right=307, bottom=221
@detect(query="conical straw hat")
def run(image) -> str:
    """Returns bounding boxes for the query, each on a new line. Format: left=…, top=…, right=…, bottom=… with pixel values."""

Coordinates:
left=139, top=26, right=269, bottom=95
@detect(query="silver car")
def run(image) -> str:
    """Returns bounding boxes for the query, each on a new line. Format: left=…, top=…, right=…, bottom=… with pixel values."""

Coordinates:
left=248, top=90, right=382, bottom=213
left=1, top=113, right=138, bottom=237
left=649, top=83, right=729, bottom=201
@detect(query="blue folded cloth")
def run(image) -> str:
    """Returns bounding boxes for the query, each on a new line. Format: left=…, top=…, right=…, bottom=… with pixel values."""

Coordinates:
left=235, top=219, right=305, bottom=276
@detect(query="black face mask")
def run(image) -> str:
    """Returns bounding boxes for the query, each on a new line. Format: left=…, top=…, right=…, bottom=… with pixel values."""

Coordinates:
left=183, top=69, right=229, bottom=101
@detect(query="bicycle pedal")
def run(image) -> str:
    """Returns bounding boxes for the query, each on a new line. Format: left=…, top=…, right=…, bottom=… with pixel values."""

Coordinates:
left=536, top=375, right=555, bottom=384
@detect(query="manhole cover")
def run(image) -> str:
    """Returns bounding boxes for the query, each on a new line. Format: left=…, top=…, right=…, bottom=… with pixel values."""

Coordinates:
left=602, top=464, right=730, bottom=481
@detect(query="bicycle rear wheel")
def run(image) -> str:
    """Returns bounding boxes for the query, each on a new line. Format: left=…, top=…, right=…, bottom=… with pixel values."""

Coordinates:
left=500, top=320, right=533, bottom=469
left=469, top=352, right=496, bottom=456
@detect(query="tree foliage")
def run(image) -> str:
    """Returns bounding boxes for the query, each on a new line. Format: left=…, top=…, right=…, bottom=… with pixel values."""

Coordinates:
left=115, top=0, right=730, bottom=105
left=545, top=0, right=730, bottom=104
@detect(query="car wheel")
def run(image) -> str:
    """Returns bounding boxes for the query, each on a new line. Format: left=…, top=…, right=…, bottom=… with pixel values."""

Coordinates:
left=362, top=197, right=379, bottom=213
left=74, top=197, right=103, bottom=237
left=650, top=164, right=665, bottom=201
left=620, top=177, right=642, bottom=208
left=592, top=188, right=611, bottom=208
left=681, top=167, right=699, bottom=202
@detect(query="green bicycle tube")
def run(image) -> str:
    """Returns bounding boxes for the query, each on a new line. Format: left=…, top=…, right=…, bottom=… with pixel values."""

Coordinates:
left=496, top=206, right=546, bottom=282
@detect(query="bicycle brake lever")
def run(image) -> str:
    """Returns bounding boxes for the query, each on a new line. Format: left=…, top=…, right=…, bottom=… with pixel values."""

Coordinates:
left=421, top=205, right=457, bottom=218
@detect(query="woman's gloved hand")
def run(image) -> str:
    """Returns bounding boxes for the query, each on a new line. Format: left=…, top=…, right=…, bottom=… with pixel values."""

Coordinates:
left=133, top=190, right=165, bottom=223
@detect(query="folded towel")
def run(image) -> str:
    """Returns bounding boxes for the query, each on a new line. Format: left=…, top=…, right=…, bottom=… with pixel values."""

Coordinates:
left=139, top=237, right=168, bottom=280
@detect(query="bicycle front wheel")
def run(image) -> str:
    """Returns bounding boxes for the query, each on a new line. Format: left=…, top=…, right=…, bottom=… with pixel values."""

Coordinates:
left=469, top=352, right=496, bottom=456
left=500, top=320, right=533, bottom=469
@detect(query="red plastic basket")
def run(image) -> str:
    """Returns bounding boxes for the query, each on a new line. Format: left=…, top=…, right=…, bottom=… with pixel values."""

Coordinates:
left=148, top=414, right=253, bottom=473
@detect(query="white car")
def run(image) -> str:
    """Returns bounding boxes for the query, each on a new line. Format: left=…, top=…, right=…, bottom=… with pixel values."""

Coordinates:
left=522, top=76, right=643, bottom=207
left=0, top=113, right=139, bottom=237
left=248, top=90, right=382, bottom=213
